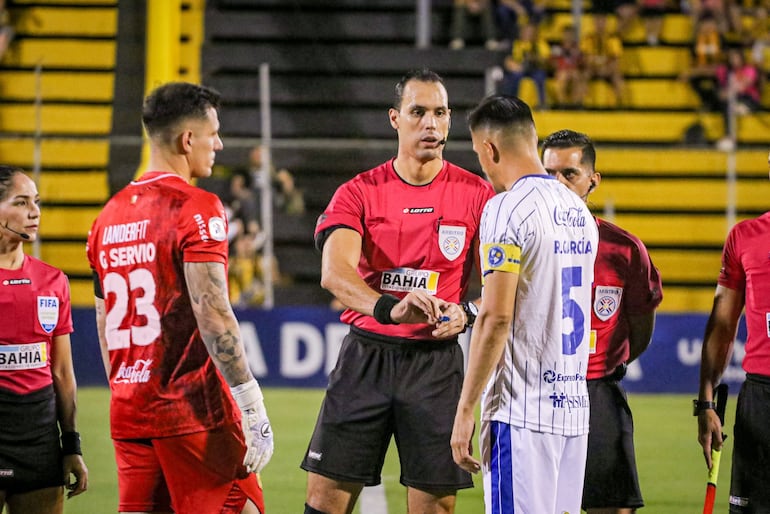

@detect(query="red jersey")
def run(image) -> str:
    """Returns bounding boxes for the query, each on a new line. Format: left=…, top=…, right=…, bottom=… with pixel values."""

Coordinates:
left=718, top=212, right=770, bottom=375
left=588, top=218, right=663, bottom=379
left=315, top=159, right=495, bottom=339
left=0, top=255, right=73, bottom=395
left=87, top=171, right=239, bottom=439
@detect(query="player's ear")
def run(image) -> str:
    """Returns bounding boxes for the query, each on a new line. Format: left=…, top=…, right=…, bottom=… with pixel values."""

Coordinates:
left=178, top=130, right=193, bottom=154
left=388, top=108, right=399, bottom=130
left=590, top=172, right=602, bottom=191
left=485, top=140, right=500, bottom=164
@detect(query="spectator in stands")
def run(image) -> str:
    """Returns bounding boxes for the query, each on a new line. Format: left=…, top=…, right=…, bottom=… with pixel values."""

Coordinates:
left=226, top=167, right=267, bottom=306
left=0, top=1, right=13, bottom=63
left=580, top=14, right=626, bottom=107
left=714, top=48, right=762, bottom=150
left=449, top=0, right=500, bottom=50
left=640, top=0, right=672, bottom=45
left=249, top=145, right=305, bottom=216
left=499, top=21, right=551, bottom=109
left=749, top=5, right=770, bottom=69
left=680, top=13, right=726, bottom=112
left=593, top=0, right=639, bottom=41
left=495, top=0, right=546, bottom=49
left=687, top=0, right=743, bottom=38
left=550, top=24, right=586, bottom=107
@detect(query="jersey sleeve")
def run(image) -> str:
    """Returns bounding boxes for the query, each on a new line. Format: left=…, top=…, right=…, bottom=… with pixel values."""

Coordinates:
left=314, top=179, right=364, bottom=249
left=53, top=270, right=74, bottom=336
left=178, top=190, right=229, bottom=264
left=623, top=236, right=663, bottom=315
left=718, top=223, right=746, bottom=291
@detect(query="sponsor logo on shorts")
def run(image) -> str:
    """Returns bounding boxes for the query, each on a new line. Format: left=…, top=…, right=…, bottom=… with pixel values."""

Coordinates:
left=307, top=450, right=322, bottom=461
left=113, top=359, right=153, bottom=384
left=0, top=469, right=13, bottom=477
left=0, top=342, right=47, bottom=370
left=730, top=495, right=749, bottom=507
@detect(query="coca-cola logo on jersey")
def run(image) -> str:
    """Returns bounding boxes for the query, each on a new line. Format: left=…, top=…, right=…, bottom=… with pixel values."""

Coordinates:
left=553, top=206, right=586, bottom=228
left=114, top=359, right=153, bottom=384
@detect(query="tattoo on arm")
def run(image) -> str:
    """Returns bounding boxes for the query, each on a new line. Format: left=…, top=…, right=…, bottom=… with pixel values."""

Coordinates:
left=185, top=262, right=251, bottom=385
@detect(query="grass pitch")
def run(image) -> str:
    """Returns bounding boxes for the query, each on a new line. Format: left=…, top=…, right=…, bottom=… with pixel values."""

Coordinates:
left=67, top=387, right=735, bottom=514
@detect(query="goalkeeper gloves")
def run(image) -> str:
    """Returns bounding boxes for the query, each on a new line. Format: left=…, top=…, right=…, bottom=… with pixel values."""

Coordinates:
left=230, top=379, right=274, bottom=473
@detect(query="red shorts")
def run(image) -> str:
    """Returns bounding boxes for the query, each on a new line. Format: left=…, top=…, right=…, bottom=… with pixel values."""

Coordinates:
left=114, top=423, right=264, bottom=514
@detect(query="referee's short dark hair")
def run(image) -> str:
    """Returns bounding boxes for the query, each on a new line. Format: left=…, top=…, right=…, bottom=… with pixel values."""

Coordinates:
left=393, top=69, right=445, bottom=110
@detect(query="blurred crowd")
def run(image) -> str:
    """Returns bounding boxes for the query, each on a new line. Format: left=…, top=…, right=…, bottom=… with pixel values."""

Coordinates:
left=204, top=145, right=306, bottom=307
left=449, top=0, right=768, bottom=122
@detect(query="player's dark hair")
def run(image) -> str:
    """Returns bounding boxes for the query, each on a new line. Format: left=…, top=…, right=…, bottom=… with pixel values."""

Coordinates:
left=541, top=129, right=597, bottom=170
left=394, top=68, right=445, bottom=110
left=467, top=94, right=535, bottom=136
left=142, top=82, right=221, bottom=144
left=0, top=165, right=24, bottom=202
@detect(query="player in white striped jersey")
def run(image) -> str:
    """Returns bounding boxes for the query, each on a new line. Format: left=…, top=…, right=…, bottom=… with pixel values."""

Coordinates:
left=451, top=95, right=598, bottom=514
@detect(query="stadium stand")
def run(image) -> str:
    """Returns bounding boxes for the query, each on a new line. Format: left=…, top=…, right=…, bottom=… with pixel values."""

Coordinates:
left=0, top=0, right=117, bottom=305
left=202, top=0, right=770, bottom=312
left=5, top=0, right=765, bottom=311
left=0, top=1, right=202, bottom=306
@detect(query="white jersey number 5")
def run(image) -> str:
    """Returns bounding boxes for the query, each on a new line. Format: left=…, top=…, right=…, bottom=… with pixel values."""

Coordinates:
left=103, top=269, right=161, bottom=350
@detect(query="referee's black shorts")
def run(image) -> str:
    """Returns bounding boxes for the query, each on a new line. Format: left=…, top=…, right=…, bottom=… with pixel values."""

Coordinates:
left=730, top=373, right=770, bottom=513
left=0, top=384, right=64, bottom=494
left=582, top=377, right=643, bottom=510
left=301, top=326, right=473, bottom=491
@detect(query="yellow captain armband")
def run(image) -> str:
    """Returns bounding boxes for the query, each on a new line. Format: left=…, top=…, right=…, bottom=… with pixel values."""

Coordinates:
left=481, top=243, right=521, bottom=274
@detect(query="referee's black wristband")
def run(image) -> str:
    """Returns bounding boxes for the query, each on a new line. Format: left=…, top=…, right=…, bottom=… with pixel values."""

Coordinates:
left=61, top=431, right=82, bottom=456
left=373, top=294, right=400, bottom=325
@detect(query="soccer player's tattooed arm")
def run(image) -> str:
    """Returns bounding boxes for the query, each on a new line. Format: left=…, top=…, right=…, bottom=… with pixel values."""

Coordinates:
left=185, top=261, right=253, bottom=386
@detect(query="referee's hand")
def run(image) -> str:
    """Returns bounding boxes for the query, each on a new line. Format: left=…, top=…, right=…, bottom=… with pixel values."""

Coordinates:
left=63, top=454, right=88, bottom=498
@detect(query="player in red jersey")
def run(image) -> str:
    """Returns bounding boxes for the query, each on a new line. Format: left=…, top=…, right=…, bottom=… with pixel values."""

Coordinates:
left=541, top=130, right=663, bottom=514
left=698, top=151, right=770, bottom=513
left=0, top=166, right=88, bottom=513
left=87, top=82, right=272, bottom=514
left=301, top=69, right=495, bottom=514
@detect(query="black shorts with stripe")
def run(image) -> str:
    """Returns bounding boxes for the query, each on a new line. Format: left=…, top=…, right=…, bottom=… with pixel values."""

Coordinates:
left=0, top=385, right=64, bottom=494
left=730, top=373, right=770, bottom=513
left=582, top=377, right=643, bottom=510
left=300, top=326, right=473, bottom=491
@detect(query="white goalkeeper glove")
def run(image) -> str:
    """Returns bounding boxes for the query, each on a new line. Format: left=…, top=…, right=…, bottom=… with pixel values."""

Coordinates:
left=230, top=379, right=274, bottom=473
